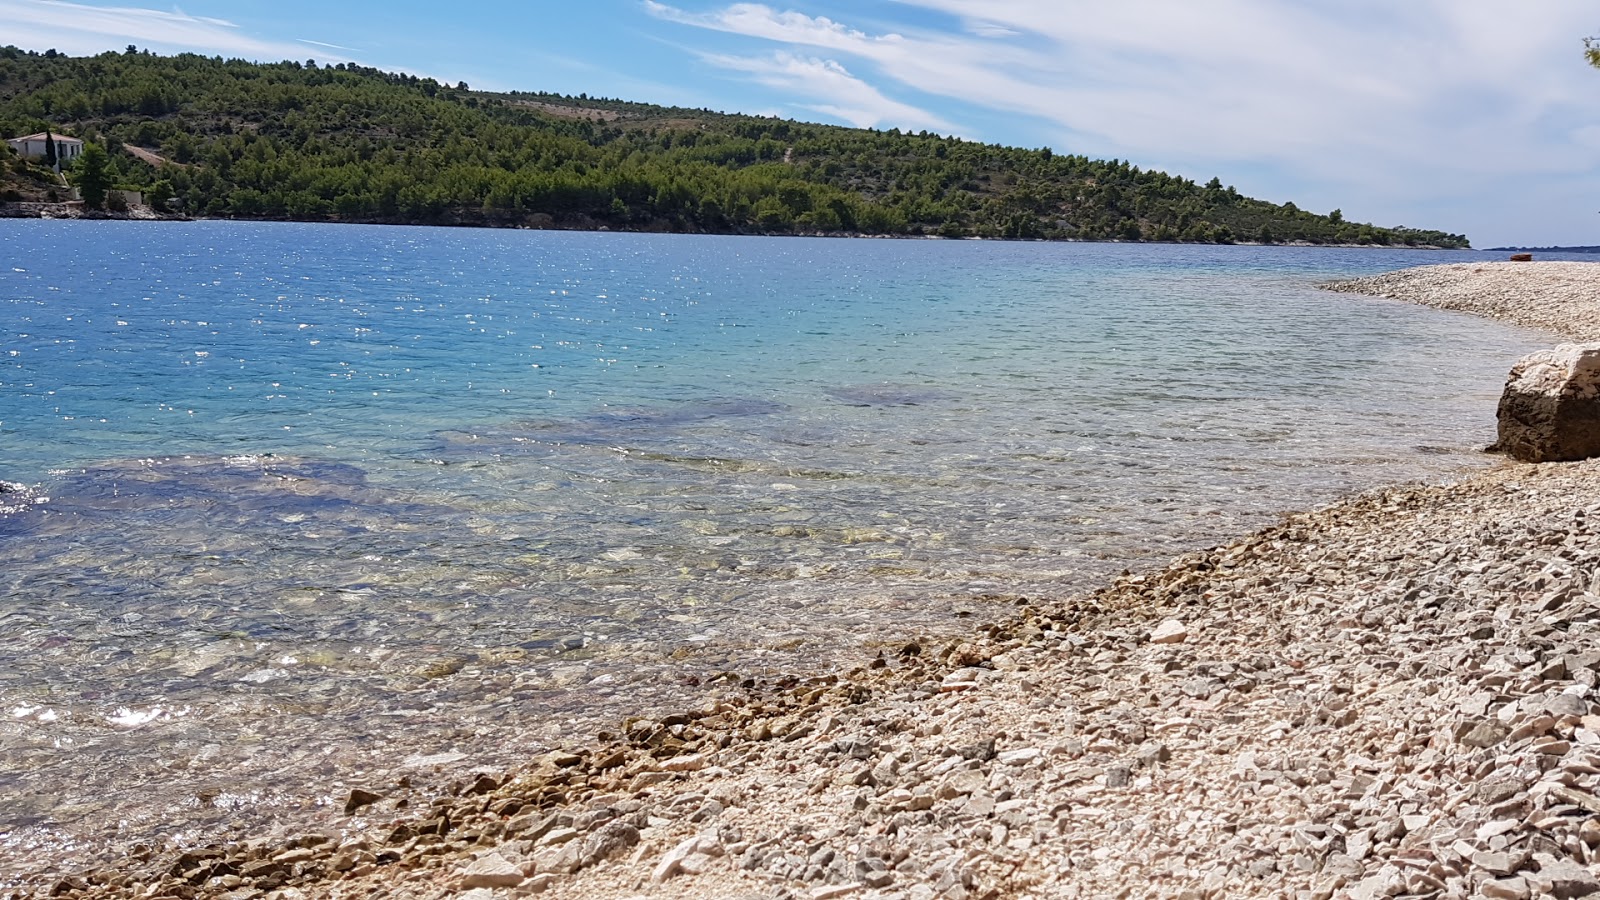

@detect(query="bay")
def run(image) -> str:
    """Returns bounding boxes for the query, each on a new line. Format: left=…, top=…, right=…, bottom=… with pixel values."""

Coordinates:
left=0, top=221, right=1555, bottom=878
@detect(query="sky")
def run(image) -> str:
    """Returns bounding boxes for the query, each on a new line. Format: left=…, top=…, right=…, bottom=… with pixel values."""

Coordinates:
left=3, top=0, right=1598, bottom=247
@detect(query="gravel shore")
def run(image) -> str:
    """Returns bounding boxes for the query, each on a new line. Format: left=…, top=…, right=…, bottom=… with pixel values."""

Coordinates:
left=20, top=262, right=1600, bottom=900
left=1323, top=261, right=1600, bottom=342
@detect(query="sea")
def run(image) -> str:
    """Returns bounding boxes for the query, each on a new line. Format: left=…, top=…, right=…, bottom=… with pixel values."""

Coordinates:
left=0, top=221, right=1567, bottom=879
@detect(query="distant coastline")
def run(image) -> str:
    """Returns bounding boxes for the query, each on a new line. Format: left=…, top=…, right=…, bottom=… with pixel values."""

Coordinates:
left=1485, top=245, right=1600, bottom=254
left=0, top=206, right=1474, bottom=250
left=1, top=49, right=1471, bottom=249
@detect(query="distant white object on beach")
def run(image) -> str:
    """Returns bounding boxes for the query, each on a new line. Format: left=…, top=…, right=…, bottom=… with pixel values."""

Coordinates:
left=1495, top=343, right=1600, bottom=463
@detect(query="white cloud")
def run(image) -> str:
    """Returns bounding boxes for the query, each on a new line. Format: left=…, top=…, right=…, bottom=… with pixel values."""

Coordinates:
left=964, top=21, right=1019, bottom=39
left=645, top=0, right=1600, bottom=244
left=699, top=50, right=952, bottom=131
left=298, top=38, right=361, bottom=54
left=0, top=0, right=352, bottom=62
left=646, top=1, right=952, bottom=132
left=644, top=1, right=903, bottom=51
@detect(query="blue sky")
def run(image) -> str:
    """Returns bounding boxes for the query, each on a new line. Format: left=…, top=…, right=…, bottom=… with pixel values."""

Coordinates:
left=4, top=0, right=1599, bottom=247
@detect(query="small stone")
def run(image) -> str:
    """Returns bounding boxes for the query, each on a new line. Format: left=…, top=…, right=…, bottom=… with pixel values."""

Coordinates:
left=1533, top=738, right=1573, bottom=755
left=1481, top=877, right=1531, bottom=900
left=940, top=769, right=987, bottom=799
left=343, top=788, right=384, bottom=816
left=1478, top=819, right=1522, bottom=842
left=536, top=827, right=579, bottom=848
left=1105, top=765, right=1131, bottom=788
left=1149, top=619, right=1188, bottom=644
left=532, top=841, right=582, bottom=876
left=505, top=812, right=558, bottom=840
left=678, top=851, right=713, bottom=875
left=948, top=642, right=987, bottom=667
left=1477, top=780, right=1525, bottom=805
left=580, top=821, right=640, bottom=867
left=1548, top=693, right=1590, bottom=719
left=997, top=748, right=1041, bottom=766
left=1180, top=676, right=1224, bottom=700
left=1535, top=855, right=1600, bottom=898
left=1473, top=850, right=1529, bottom=876
left=1462, top=692, right=1497, bottom=717
left=458, top=853, right=525, bottom=890
left=962, top=792, right=996, bottom=817
left=1135, top=742, right=1171, bottom=767
left=272, top=848, right=316, bottom=866
left=870, top=754, right=900, bottom=787
left=1581, top=819, right=1600, bottom=846
left=662, top=753, right=707, bottom=773
left=1461, top=721, right=1511, bottom=749
left=651, top=836, right=700, bottom=884
left=1323, top=853, right=1364, bottom=880
left=856, top=858, right=893, bottom=889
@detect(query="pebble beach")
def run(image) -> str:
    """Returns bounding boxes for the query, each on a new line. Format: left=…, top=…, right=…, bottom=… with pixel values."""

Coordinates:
left=1323, top=261, right=1600, bottom=343
left=18, top=259, right=1600, bottom=900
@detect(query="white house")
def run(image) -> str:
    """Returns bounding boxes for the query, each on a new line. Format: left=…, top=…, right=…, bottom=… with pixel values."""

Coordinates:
left=5, top=132, right=84, bottom=166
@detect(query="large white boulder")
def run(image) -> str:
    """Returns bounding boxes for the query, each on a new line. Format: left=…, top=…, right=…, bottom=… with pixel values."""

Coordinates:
left=1494, top=344, right=1600, bottom=462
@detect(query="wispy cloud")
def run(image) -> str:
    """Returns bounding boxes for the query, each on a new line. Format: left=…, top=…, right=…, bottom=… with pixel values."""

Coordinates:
left=0, top=0, right=352, bottom=62
left=699, top=50, right=952, bottom=131
left=298, top=38, right=360, bottom=54
left=645, top=0, right=954, bottom=132
left=644, top=1, right=903, bottom=51
left=963, top=21, right=1019, bottom=39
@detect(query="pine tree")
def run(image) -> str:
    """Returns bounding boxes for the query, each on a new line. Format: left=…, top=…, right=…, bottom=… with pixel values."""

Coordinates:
left=75, top=143, right=110, bottom=209
left=43, top=132, right=57, bottom=169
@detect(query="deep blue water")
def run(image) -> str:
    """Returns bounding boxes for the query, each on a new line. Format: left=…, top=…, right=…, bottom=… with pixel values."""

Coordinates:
left=0, top=221, right=1559, bottom=877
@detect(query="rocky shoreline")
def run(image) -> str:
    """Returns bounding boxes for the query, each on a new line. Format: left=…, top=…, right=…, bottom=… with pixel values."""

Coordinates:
left=1323, top=261, right=1600, bottom=343
left=0, top=201, right=178, bottom=221
left=14, top=261, right=1600, bottom=900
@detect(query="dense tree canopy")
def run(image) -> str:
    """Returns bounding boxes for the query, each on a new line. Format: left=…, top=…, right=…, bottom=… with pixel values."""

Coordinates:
left=0, top=46, right=1471, bottom=247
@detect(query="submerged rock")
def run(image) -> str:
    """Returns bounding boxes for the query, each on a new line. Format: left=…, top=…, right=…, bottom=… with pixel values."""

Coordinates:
left=826, top=384, right=954, bottom=407
left=1493, top=343, right=1600, bottom=462
left=0, top=480, right=41, bottom=516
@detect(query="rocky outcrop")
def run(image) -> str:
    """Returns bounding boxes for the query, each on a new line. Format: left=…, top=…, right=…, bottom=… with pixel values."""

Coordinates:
left=1494, top=344, right=1600, bottom=462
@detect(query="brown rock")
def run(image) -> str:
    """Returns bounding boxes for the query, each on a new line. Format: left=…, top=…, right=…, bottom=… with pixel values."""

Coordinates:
left=580, top=821, right=641, bottom=868
left=343, top=788, right=384, bottom=815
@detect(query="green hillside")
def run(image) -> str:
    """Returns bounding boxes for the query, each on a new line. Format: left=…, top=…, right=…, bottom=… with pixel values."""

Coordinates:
left=0, top=46, right=1470, bottom=247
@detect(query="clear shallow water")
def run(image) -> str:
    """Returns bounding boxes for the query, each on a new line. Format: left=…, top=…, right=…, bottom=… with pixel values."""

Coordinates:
left=0, top=222, right=1555, bottom=878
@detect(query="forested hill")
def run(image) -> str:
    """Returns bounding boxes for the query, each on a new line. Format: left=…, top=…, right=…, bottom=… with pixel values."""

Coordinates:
left=0, top=47, right=1470, bottom=247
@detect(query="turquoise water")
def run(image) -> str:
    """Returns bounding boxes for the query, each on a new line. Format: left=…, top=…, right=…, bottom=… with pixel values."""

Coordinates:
left=0, top=222, right=1553, bottom=878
